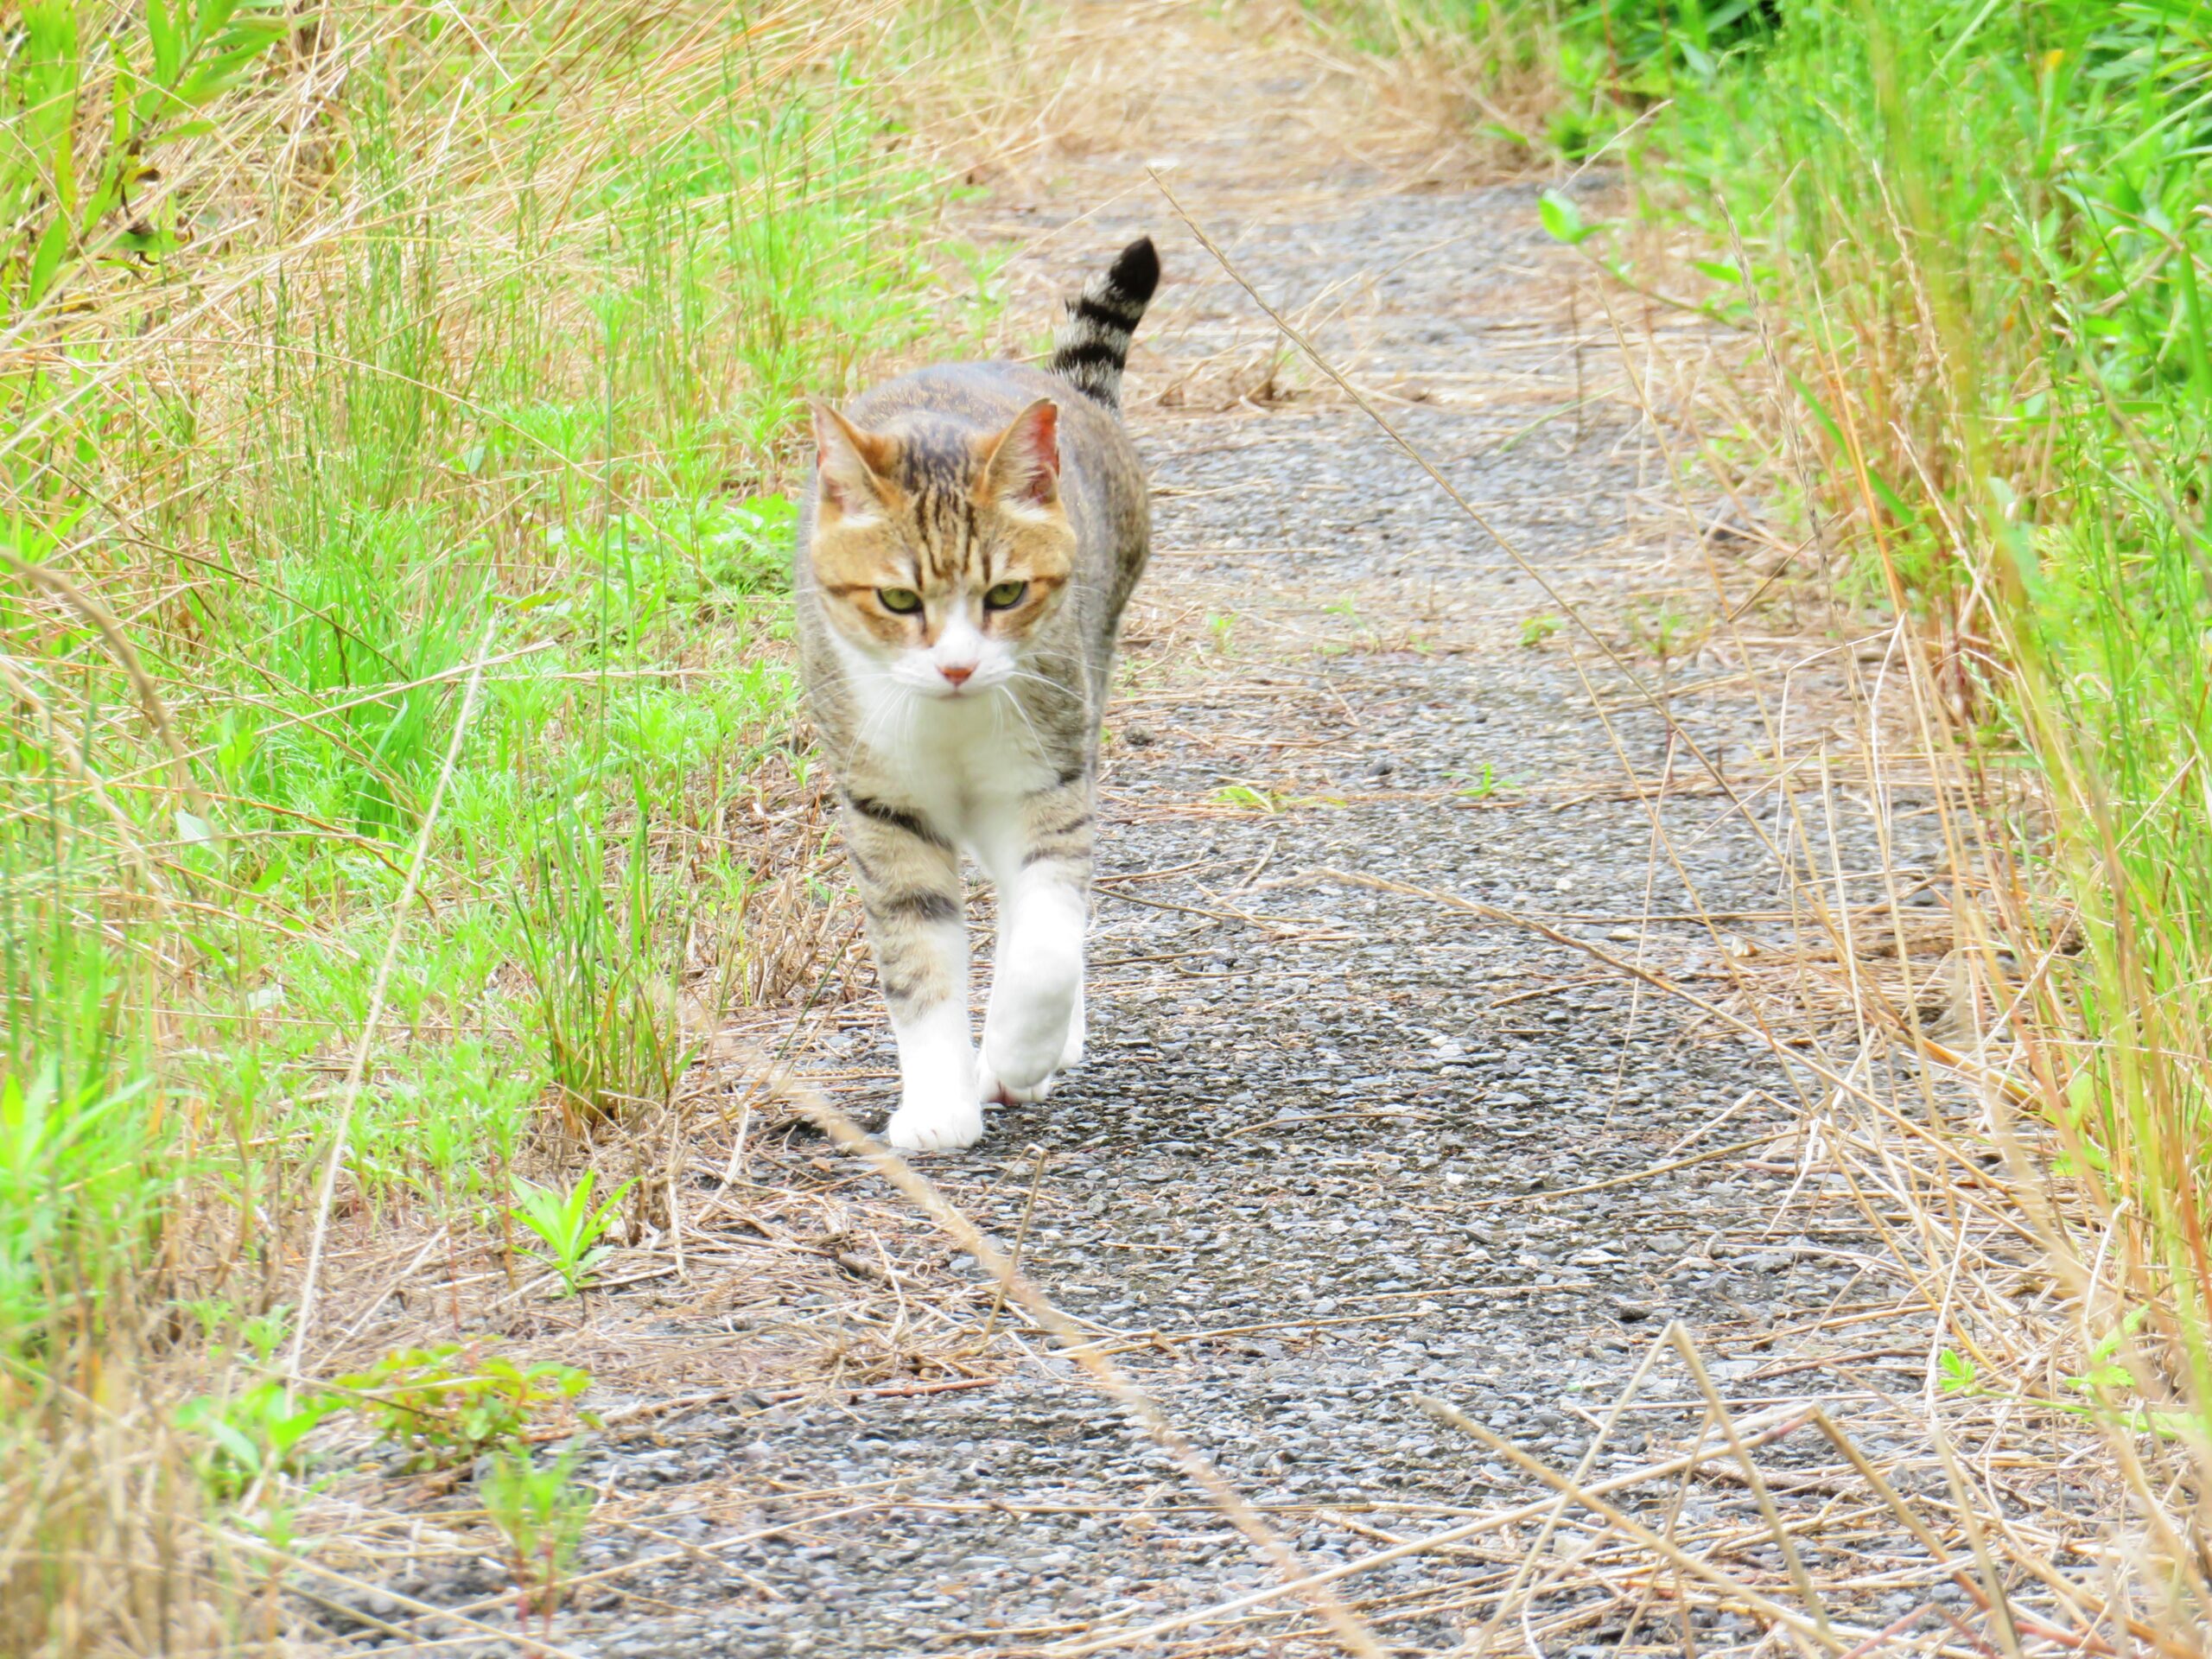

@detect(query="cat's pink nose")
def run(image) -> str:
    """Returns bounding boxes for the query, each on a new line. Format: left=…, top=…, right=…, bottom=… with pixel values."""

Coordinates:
left=940, top=664, right=974, bottom=687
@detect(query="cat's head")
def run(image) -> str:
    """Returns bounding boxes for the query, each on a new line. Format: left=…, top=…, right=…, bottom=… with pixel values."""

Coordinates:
left=805, top=397, right=1073, bottom=698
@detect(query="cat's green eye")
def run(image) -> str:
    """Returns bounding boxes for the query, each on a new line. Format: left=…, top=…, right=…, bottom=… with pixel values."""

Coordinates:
left=877, top=587, right=923, bottom=615
left=983, top=580, right=1029, bottom=611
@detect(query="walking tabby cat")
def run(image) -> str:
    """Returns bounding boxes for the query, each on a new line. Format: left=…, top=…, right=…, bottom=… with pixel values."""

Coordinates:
left=796, top=238, right=1160, bottom=1149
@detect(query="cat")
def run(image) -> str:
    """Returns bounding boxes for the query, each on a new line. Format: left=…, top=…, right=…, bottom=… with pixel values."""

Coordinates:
left=795, top=237, right=1160, bottom=1151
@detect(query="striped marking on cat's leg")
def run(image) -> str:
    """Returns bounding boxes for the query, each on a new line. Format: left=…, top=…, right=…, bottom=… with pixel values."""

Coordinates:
left=979, top=785, right=1095, bottom=1101
left=844, top=792, right=982, bottom=1151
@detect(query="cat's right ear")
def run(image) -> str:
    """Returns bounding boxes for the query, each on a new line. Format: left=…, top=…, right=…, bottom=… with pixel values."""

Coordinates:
left=809, top=400, right=893, bottom=518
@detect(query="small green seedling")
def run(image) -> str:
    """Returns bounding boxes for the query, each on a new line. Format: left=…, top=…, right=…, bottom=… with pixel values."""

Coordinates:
left=334, top=1341, right=591, bottom=1471
left=1630, top=601, right=1700, bottom=661
left=1938, top=1310, right=2189, bottom=1437
left=1936, top=1348, right=1979, bottom=1396
left=512, top=1171, right=634, bottom=1296
left=1519, top=614, right=1563, bottom=648
left=2065, top=1306, right=2150, bottom=1397
left=483, top=1444, right=594, bottom=1622
left=1452, top=763, right=1504, bottom=801
left=1537, top=188, right=1604, bottom=247
left=1211, top=783, right=1283, bottom=814
left=176, top=1382, right=340, bottom=1501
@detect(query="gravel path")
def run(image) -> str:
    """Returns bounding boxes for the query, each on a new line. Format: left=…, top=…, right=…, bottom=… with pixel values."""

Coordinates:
left=506, top=20, right=1957, bottom=1657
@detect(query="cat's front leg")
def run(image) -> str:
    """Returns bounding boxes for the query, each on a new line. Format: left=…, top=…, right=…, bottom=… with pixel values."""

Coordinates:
left=843, top=792, right=982, bottom=1151
left=978, top=783, right=1094, bottom=1103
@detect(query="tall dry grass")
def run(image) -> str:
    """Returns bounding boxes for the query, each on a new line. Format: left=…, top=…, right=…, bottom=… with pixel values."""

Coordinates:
left=1297, top=0, right=2212, bottom=1645
left=0, top=2, right=1055, bottom=1648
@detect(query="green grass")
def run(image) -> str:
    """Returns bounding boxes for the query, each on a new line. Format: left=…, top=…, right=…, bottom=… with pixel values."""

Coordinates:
left=1330, top=0, right=2212, bottom=1607
left=1588, top=0, right=2212, bottom=1378
left=0, top=1, right=1009, bottom=1644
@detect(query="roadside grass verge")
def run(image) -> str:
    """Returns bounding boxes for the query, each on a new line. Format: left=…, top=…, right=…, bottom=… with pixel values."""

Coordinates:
left=0, top=1, right=1023, bottom=1645
left=1303, top=0, right=2212, bottom=1643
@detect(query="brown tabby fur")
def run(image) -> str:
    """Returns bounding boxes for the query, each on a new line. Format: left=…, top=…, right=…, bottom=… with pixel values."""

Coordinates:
left=792, top=238, right=1158, bottom=1149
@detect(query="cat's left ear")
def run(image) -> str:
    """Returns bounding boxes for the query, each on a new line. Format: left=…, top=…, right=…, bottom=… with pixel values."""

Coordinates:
left=982, top=397, right=1061, bottom=509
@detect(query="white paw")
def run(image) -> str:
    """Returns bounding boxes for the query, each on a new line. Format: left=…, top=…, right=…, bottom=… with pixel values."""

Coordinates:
left=976, top=1051, right=1055, bottom=1107
left=884, top=1090, right=985, bottom=1151
left=984, top=1012, right=1074, bottom=1096
left=982, top=973, right=1079, bottom=1094
left=980, top=984, right=1084, bottom=1103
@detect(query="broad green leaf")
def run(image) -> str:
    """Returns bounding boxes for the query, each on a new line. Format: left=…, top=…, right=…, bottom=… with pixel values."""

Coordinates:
left=1783, top=369, right=1846, bottom=452
left=25, top=218, right=70, bottom=307
left=1538, top=189, right=1598, bottom=248
left=148, top=0, right=182, bottom=85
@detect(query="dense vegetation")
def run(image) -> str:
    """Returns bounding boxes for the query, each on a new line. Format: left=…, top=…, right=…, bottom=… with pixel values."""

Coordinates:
left=1355, top=0, right=2212, bottom=1449
left=0, top=2, right=1001, bottom=1643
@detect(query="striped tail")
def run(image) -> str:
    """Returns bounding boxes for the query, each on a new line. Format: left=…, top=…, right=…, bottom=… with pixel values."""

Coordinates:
left=1047, top=236, right=1160, bottom=413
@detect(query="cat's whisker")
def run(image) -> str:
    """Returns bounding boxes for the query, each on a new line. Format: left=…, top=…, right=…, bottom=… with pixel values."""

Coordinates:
left=851, top=676, right=918, bottom=760
left=848, top=690, right=893, bottom=755
left=1001, top=669, right=1096, bottom=727
left=1003, top=662, right=1082, bottom=684
left=1016, top=648, right=1086, bottom=674
left=991, top=680, right=1054, bottom=758
left=998, top=675, right=1090, bottom=721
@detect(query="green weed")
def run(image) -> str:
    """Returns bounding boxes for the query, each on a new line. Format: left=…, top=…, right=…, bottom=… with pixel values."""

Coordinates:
left=175, top=1383, right=338, bottom=1503
left=1936, top=1312, right=2191, bottom=1436
left=512, top=1173, right=634, bottom=1298
left=481, top=1444, right=594, bottom=1622
left=512, top=806, right=696, bottom=1135
left=1628, top=601, right=1701, bottom=662
left=331, top=1341, right=591, bottom=1471
left=1211, top=783, right=1286, bottom=814
left=1451, top=763, right=1516, bottom=801
left=1209, top=783, right=1349, bottom=813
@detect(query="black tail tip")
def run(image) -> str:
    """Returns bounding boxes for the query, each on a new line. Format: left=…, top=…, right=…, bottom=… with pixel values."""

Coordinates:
left=1109, top=236, right=1160, bottom=304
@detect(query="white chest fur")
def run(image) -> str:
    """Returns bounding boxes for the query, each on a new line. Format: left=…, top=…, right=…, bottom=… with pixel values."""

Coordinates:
left=844, top=664, right=1055, bottom=858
